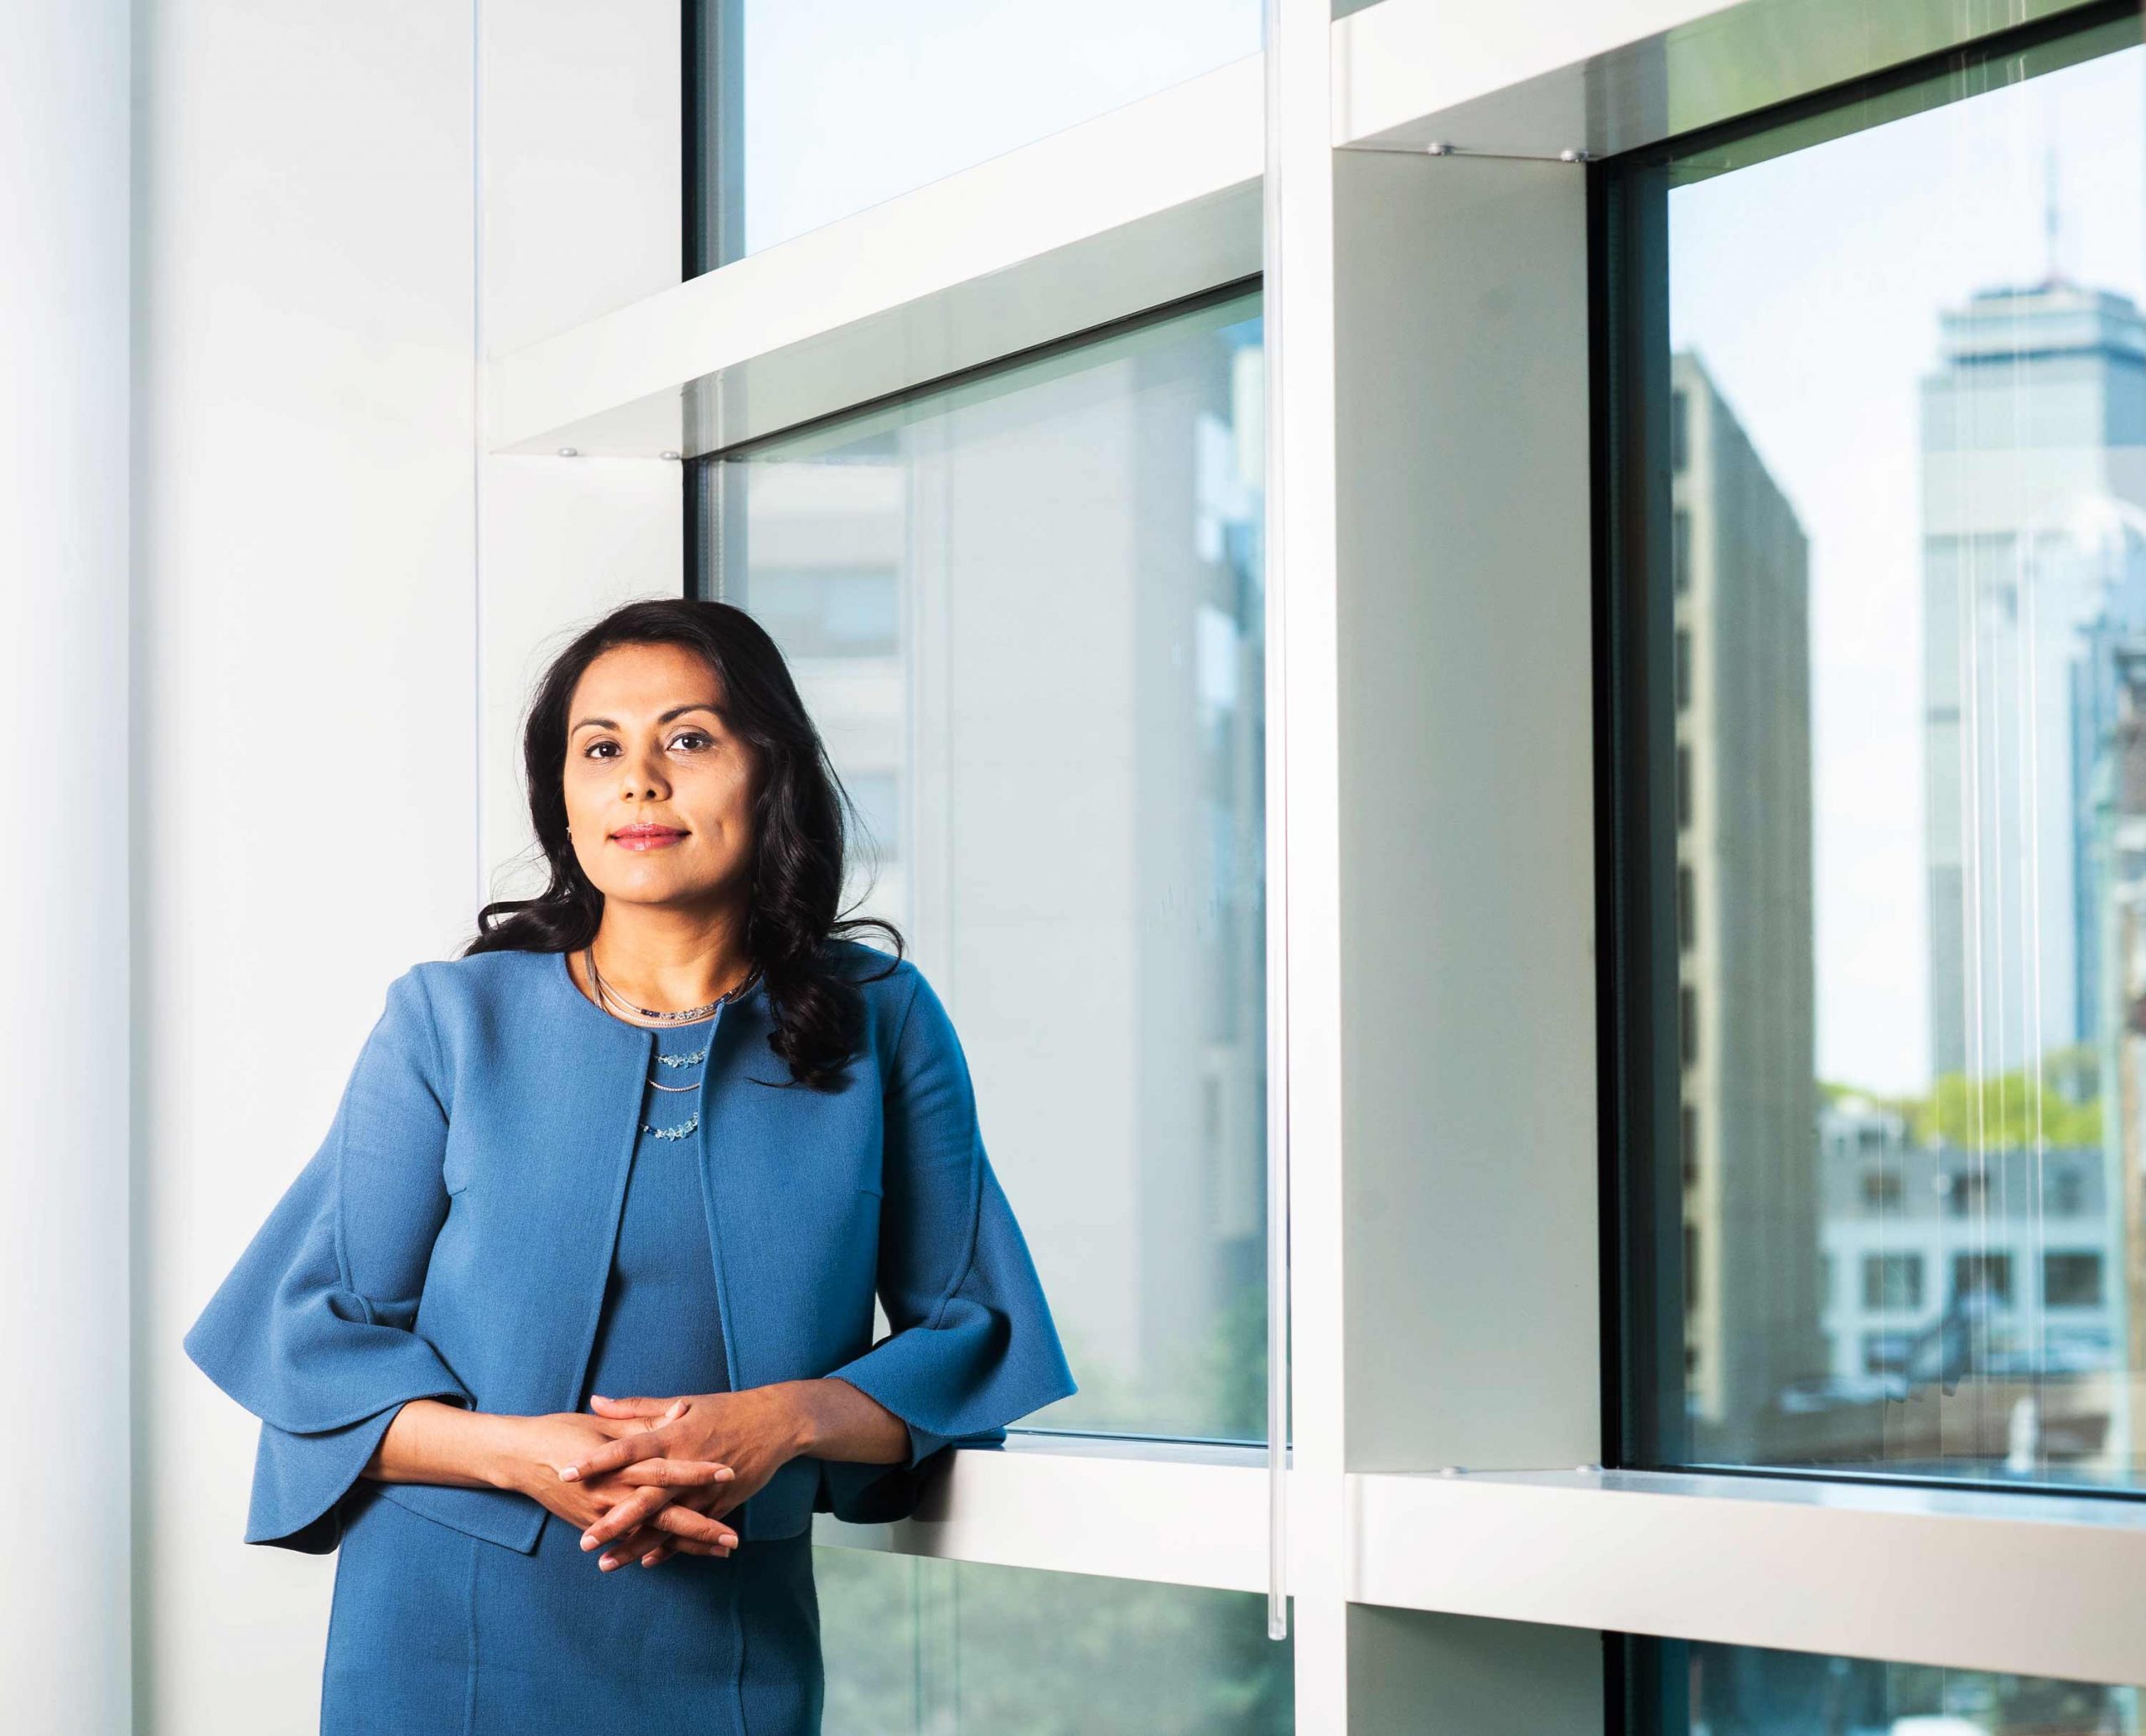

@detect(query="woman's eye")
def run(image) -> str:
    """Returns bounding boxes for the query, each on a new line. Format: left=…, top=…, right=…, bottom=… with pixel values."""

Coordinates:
left=580, top=731, right=710, bottom=760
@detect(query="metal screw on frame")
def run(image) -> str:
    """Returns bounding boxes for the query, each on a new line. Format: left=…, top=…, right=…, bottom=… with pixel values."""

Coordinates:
left=557, top=446, right=579, bottom=458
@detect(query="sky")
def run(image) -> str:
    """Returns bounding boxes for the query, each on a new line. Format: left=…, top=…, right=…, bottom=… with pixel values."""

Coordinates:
left=739, top=0, right=1261, bottom=256
left=1670, top=43, right=2146, bottom=1098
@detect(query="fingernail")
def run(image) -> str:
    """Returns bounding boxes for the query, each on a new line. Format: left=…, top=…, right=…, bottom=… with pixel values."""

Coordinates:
left=582, top=1531, right=599, bottom=1550
left=722, top=1535, right=738, bottom=1548
left=560, top=1467, right=579, bottom=1482
left=600, top=1555, right=618, bottom=1570
left=715, top=1467, right=733, bottom=1479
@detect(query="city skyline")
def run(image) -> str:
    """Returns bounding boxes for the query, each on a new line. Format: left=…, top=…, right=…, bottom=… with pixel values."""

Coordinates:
left=1670, top=41, right=2146, bottom=1097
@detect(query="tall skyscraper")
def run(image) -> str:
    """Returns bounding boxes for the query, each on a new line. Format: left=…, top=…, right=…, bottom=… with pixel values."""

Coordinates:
left=1921, top=281, right=2146, bottom=1085
left=1671, top=350, right=1825, bottom=1444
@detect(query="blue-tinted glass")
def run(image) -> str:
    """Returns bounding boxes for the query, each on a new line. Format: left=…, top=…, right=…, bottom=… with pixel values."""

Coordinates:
left=817, top=1551, right=1292, bottom=1733
left=1612, top=13, right=2146, bottom=1485
left=1657, top=1637, right=2138, bottom=1733
left=704, top=292, right=1268, bottom=1444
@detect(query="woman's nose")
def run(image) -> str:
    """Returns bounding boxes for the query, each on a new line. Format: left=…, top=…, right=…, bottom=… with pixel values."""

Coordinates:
left=621, top=743, right=668, bottom=796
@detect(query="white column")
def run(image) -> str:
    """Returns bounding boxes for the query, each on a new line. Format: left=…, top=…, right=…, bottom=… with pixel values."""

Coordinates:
left=0, top=3, right=133, bottom=1729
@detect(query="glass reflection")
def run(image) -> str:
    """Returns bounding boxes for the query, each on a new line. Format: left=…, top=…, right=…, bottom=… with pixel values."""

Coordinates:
left=1659, top=1637, right=2138, bottom=1734
left=1622, top=16, right=2146, bottom=1484
left=816, top=1550, right=1292, bottom=1733
left=700, top=293, right=1268, bottom=1445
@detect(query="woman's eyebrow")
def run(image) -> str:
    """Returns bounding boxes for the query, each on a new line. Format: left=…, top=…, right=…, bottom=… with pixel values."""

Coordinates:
left=570, top=702, right=723, bottom=735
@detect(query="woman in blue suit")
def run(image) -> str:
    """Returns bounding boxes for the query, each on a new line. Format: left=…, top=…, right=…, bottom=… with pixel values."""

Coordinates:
left=184, top=596, right=1078, bottom=1733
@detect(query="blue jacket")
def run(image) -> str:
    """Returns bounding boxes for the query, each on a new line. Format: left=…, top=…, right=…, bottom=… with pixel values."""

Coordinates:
left=182, top=941, right=1077, bottom=1556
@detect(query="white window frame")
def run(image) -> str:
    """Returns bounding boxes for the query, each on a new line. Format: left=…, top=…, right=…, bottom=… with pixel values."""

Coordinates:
left=480, top=0, right=2146, bottom=1725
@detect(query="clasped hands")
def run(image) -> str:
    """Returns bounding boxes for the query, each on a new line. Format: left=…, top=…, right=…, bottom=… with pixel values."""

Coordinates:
left=518, top=1386, right=799, bottom=1573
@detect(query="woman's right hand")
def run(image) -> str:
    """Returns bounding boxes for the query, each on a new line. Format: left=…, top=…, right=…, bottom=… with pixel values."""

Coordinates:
left=493, top=1406, right=740, bottom=1562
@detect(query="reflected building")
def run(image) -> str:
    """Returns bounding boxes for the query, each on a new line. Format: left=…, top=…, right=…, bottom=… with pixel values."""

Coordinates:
left=2097, top=635, right=2146, bottom=1474
left=1670, top=350, right=1825, bottom=1446
left=705, top=315, right=1270, bottom=1440
left=1922, top=281, right=2146, bottom=1081
left=1913, top=278, right=2146, bottom=1473
left=1817, top=1098, right=2114, bottom=1382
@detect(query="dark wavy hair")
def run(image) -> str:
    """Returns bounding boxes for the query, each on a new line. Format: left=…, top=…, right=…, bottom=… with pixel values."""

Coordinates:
left=464, top=596, right=902, bottom=1088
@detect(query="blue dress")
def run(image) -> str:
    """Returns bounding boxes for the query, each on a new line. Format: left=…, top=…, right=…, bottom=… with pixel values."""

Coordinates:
left=319, top=1011, right=824, bottom=1733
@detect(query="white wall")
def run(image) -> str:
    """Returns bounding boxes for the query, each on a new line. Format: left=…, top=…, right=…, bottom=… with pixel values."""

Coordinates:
left=136, top=3, right=678, bottom=1730
left=1, top=4, right=132, bottom=1730
left=134, top=3, right=477, bottom=1728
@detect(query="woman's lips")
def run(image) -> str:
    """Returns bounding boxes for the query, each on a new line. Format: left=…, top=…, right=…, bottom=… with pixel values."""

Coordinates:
left=611, top=828, right=686, bottom=851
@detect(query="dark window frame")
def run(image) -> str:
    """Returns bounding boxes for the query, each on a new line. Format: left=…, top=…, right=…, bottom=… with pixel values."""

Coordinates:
left=1590, top=0, right=2144, bottom=1487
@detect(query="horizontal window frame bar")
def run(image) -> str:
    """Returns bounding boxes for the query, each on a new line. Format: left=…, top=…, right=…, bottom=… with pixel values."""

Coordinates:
left=1357, top=1467, right=2146, bottom=1687
left=1337, top=0, right=2119, bottom=161
left=812, top=1434, right=1283, bottom=1596
left=486, top=55, right=1263, bottom=459
left=824, top=1448, right=2146, bottom=1686
left=485, top=0, right=2108, bottom=461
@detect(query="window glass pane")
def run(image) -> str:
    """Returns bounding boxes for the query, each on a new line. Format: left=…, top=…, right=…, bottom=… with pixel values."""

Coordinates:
left=688, top=1, right=1262, bottom=267
left=1649, top=1636, right=2139, bottom=1733
left=1610, top=12, right=2146, bottom=1485
left=817, top=1550, right=1292, bottom=1732
left=700, top=292, right=1268, bottom=1443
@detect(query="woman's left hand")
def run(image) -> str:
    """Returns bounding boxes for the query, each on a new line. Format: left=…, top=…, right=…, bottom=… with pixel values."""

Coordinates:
left=562, top=1387, right=806, bottom=1555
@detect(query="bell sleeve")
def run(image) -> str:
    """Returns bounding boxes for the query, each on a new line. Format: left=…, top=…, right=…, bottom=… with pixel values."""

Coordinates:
left=182, top=966, right=478, bottom=1553
left=814, top=965, right=1077, bottom=1525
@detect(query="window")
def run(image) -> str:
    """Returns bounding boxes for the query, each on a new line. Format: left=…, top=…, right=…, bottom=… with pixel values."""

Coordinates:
left=819, top=1553, right=1291, bottom=1728
left=692, top=289, right=1267, bottom=1444
left=1603, top=7, right=2146, bottom=1490
left=1660, top=1637, right=2138, bottom=1731
left=842, top=770, right=901, bottom=871
left=2045, top=1250, right=2103, bottom=1308
left=1952, top=1251, right=2012, bottom=1308
left=686, top=0, right=1262, bottom=269
left=1861, top=1252, right=1923, bottom=1311
left=734, top=568, right=898, bottom=659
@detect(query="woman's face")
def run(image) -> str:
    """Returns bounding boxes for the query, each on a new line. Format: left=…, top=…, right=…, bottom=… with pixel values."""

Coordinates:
left=562, top=641, right=759, bottom=915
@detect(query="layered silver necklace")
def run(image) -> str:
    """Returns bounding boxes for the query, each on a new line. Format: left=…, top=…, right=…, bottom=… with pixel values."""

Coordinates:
left=583, top=942, right=758, bottom=1027
left=583, top=948, right=759, bottom=1106
left=582, top=946, right=759, bottom=1134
